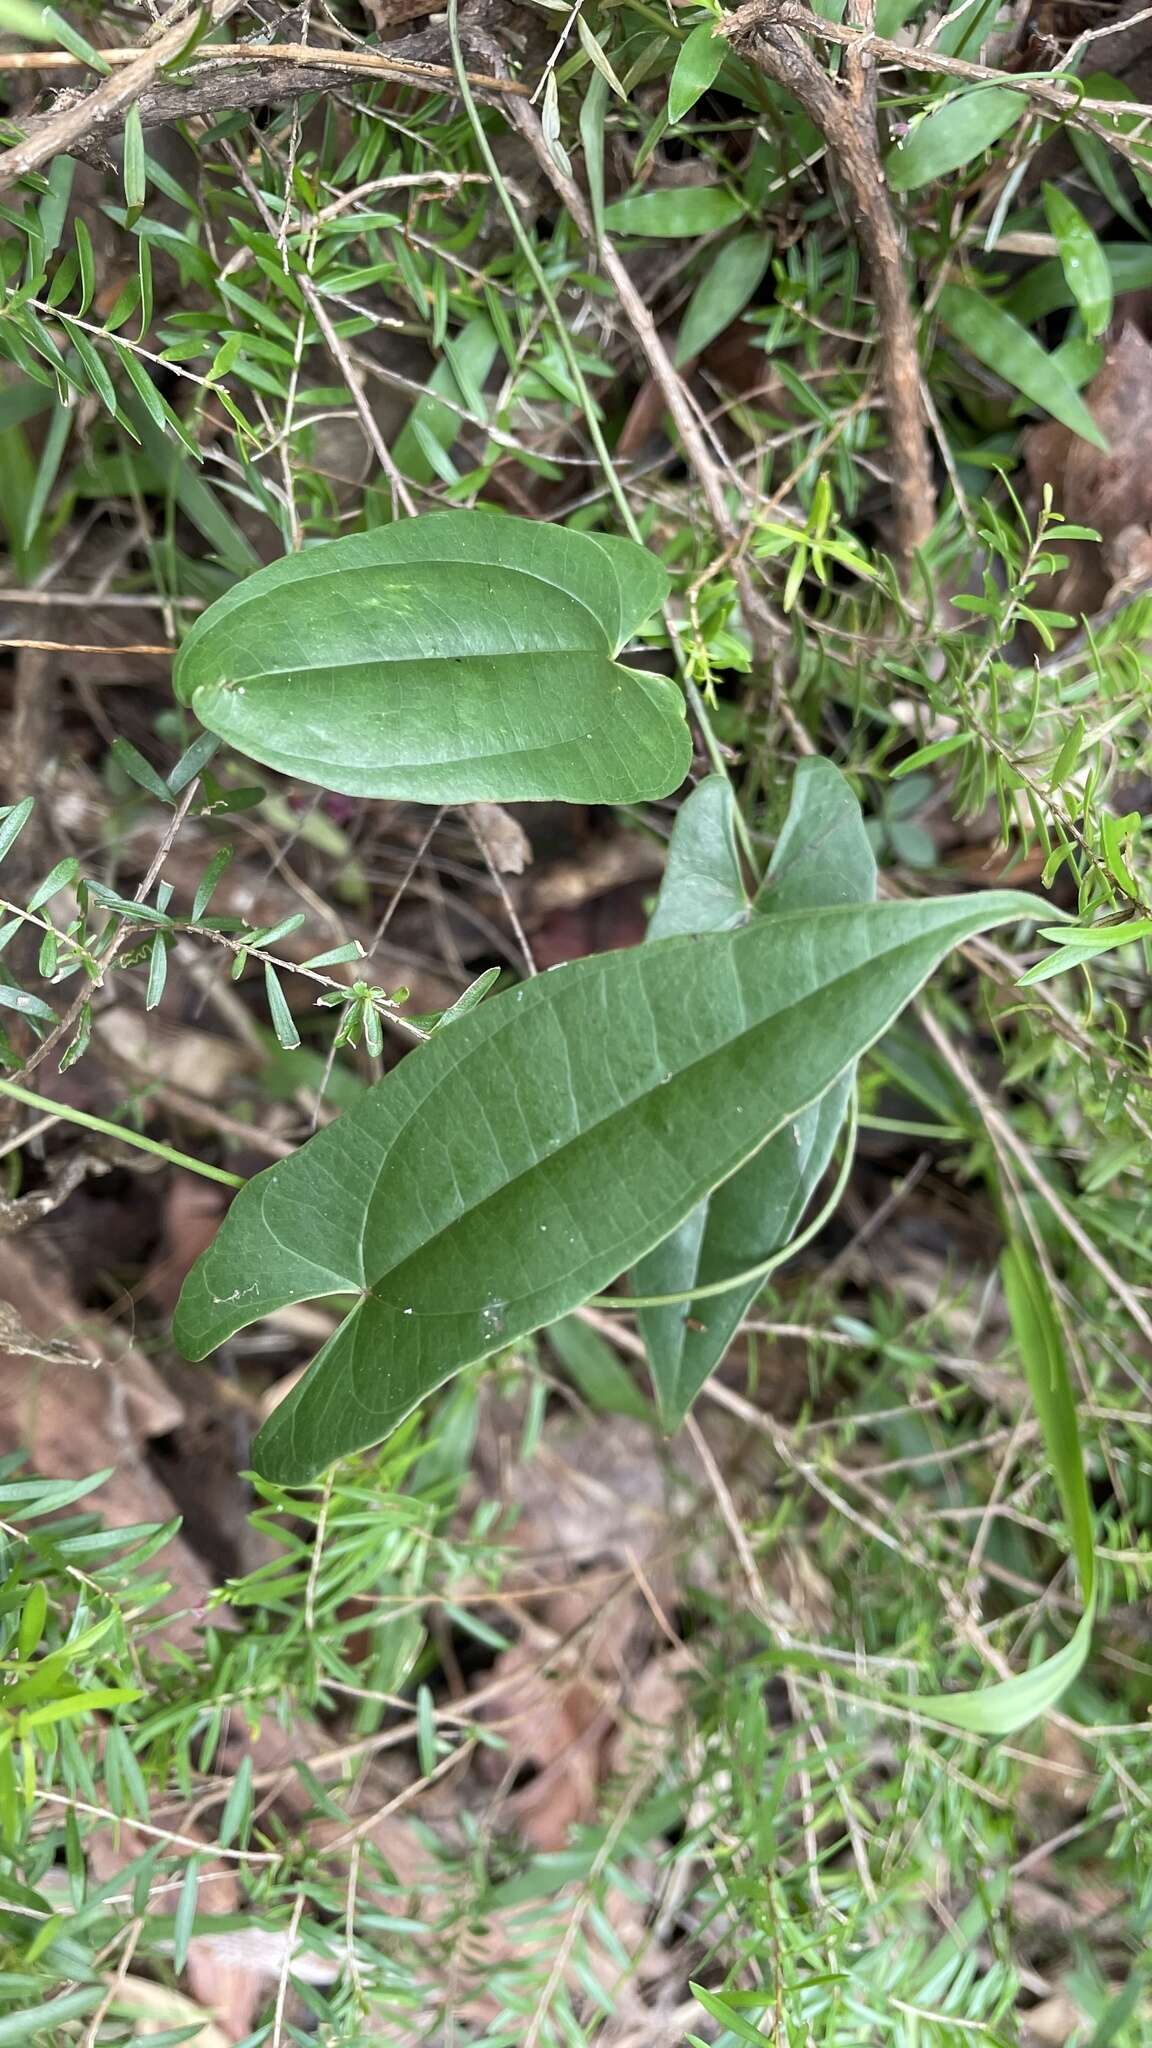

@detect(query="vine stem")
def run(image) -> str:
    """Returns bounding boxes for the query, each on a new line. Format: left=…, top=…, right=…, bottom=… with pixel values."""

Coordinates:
left=0, top=1078, right=246, bottom=1190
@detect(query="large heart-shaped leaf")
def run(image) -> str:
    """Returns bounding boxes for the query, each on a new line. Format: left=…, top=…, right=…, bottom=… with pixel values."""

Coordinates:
left=174, top=887, right=1037, bottom=1483
left=172, top=512, right=687, bottom=804
left=634, top=762, right=877, bottom=1427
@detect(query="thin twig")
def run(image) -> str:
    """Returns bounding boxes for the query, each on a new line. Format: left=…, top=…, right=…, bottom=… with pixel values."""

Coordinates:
left=222, top=144, right=419, bottom=521
left=0, top=35, right=529, bottom=172
left=723, top=0, right=935, bottom=560
left=0, top=0, right=247, bottom=192
left=14, top=779, right=202, bottom=1082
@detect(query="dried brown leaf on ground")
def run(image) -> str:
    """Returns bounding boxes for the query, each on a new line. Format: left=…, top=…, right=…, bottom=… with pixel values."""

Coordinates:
left=87, top=1820, right=264, bottom=2044
left=466, top=801, right=533, bottom=875
left=467, top=1407, right=682, bottom=1847
left=0, top=1235, right=218, bottom=1650
left=1025, top=322, right=1152, bottom=615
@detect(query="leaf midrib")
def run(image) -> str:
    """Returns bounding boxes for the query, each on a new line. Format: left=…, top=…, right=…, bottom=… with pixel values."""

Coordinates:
left=193, top=667, right=671, bottom=777
left=354, top=905, right=989, bottom=1316
left=177, top=549, right=619, bottom=696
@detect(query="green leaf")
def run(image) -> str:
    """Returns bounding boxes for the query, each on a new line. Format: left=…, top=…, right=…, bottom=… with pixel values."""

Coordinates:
left=19, top=1685, right=141, bottom=1728
left=1050, top=717, right=1085, bottom=792
left=122, top=103, right=146, bottom=227
left=172, top=513, right=686, bottom=805
left=1042, top=181, right=1113, bottom=341
left=547, top=1313, right=654, bottom=1420
left=168, top=728, right=219, bottom=793
left=937, top=283, right=1108, bottom=450
left=577, top=17, right=628, bottom=102
left=264, top=963, right=301, bottom=1050
left=646, top=774, right=748, bottom=939
left=579, top=68, right=609, bottom=246
left=0, top=985, right=57, bottom=1026
left=41, top=6, right=111, bottom=73
left=27, top=856, right=77, bottom=912
left=437, top=964, right=502, bottom=1028
left=21, top=399, right=71, bottom=552
left=886, top=87, right=1026, bottom=191
left=120, top=388, right=255, bottom=570
left=16, top=1582, right=46, bottom=1659
left=668, top=22, right=726, bottom=124
left=917, top=1240, right=1095, bottom=1733
left=635, top=762, right=876, bottom=1427
left=146, top=934, right=168, bottom=1011
left=892, top=731, right=973, bottom=777
left=172, top=1857, right=200, bottom=1975
left=74, top=217, right=95, bottom=317
left=604, top=186, right=745, bottom=237
left=690, top=1983, right=773, bottom=2044
left=217, top=1754, right=253, bottom=1849
left=0, top=1989, right=101, bottom=2043
left=675, top=233, right=771, bottom=366
left=0, top=799, right=34, bottom=868
left=393, top=316, right=498, bottom=486
left=111, top=736, right=175, bottom=805
left=0, top=0, right=65, bottom=39
left=114, top=345, right=201, bottom=462
left=174, top=886, right=1039, bottom=1482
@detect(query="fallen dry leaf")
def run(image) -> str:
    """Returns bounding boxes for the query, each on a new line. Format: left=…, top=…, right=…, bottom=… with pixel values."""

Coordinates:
left=1022, top=1989, right=1089, bottom=2046
left=0, top=1236, right=217, bottom=1652
left=477, top=1638, right=607, bottom=1850
left=88, top=1817, right=264, bottom=2043
left=467, top=801, right=533, bottom=875
left=1025, top=323, right=1152, bottom=617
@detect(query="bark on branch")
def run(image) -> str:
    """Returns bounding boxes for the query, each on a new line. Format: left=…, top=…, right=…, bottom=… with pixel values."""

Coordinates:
left=722, top=0, right=936, bottom=560
left=0, top=32, right=527, bottom=184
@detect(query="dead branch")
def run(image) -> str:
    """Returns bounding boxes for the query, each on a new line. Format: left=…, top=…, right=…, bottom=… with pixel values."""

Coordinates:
left=0, top=35, right=530, bottom=178
left=721, top=0, right=1152, bottom=159
left=0, top=0, right=247, bottom=192
left=722, top=0, right=935, bottom=560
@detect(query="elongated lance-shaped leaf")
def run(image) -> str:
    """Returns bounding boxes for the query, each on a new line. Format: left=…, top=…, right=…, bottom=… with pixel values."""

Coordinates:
left=634, top=762, right=877, bottom=1428
left=175, top=888, right=1038, bottom=1483
left=172, top=511, right=688, bottom=805
left=915, top=1239, right=1096, bottom=1733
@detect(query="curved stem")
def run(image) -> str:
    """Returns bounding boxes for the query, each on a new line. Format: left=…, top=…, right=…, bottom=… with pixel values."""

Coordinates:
left=0, top=1078, right=246, bottom=1189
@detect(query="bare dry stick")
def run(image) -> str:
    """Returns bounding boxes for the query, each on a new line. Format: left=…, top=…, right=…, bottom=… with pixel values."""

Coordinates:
left=0, top=0, right=247, bottom=192
left=722, top=3, right=1152, bottom=156
left=722, top=0, right=935, bottom=559
left=0, top=36, right=529, bottom=173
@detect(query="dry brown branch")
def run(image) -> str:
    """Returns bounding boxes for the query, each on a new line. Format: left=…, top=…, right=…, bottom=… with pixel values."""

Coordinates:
left=722, top=0, right=935, bottom=559
left=0, top=35, right=530, bottom=173
left=0, top=0, right=247, bottom=192
left=721, top=1, right=1152, bottom=151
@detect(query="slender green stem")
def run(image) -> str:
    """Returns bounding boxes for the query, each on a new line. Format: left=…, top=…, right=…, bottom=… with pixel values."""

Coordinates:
left=0, top=1078, right=246, bottom=1189
left=592, top=1090, right=858, bottom=1309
